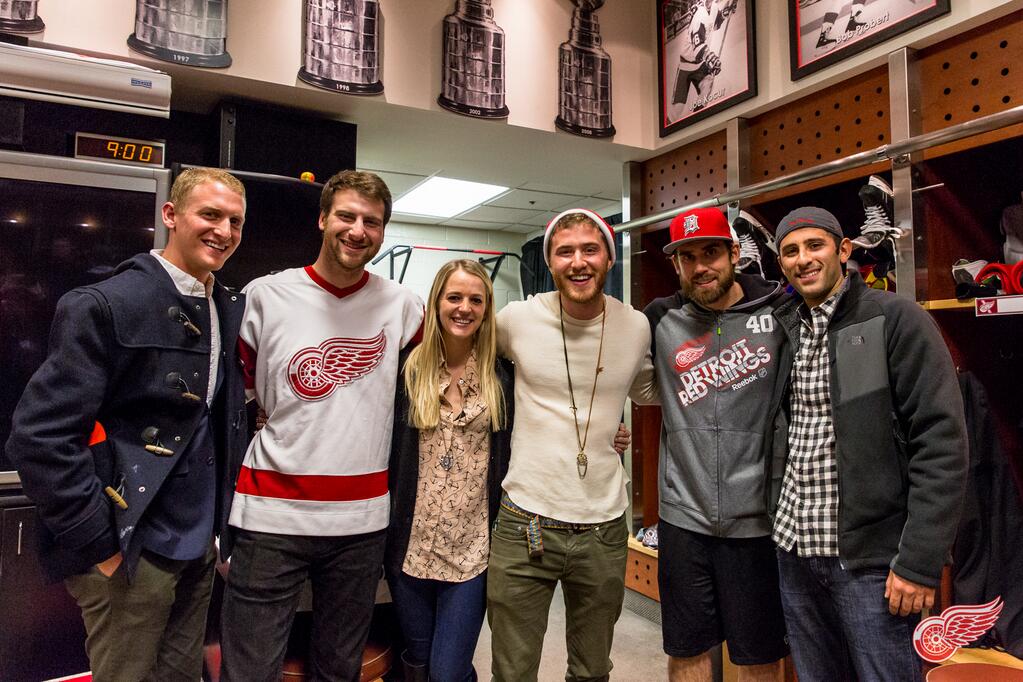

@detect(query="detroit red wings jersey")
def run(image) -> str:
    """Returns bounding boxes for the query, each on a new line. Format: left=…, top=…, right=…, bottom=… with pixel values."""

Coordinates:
left=230, top=267, right=424, bottom=537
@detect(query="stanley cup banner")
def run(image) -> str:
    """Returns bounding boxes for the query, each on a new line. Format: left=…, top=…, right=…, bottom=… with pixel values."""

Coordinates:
left=556, top=0, right=614, bottom=139
left=0, top=0, right=44, bottom=33
left=438, top=0, right=508, bottom=119
left=128, top=0, right=231, bottom=68
left=299, top=0, right=383, bottom=95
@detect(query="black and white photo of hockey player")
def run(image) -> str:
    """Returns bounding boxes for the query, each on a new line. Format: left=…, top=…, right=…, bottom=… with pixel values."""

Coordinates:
left=662, top=0, right=751, bottom=125
left=795, top=0, right=947, bottom=64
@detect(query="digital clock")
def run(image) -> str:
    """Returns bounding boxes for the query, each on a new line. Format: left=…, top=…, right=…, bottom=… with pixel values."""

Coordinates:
left=74, top=133, right=166, bottom=168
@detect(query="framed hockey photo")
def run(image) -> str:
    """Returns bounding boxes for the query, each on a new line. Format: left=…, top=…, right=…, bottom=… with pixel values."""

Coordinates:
left=658, top=0, right=757, bottom=138
left=790, top=0, right=951, bottom=80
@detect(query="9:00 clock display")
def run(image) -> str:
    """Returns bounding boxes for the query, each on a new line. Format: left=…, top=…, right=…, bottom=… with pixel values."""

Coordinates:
left=74, top=133, right=166, bottom=167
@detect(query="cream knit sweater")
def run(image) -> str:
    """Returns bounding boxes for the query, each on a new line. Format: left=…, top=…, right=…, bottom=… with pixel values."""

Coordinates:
left=497, top=292, right=657, bottom=523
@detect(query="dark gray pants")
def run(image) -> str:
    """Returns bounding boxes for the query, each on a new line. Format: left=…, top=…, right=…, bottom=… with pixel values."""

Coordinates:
left=64, top=544, right=216, bottom=682
left=219, top=527, right=386, bottom=682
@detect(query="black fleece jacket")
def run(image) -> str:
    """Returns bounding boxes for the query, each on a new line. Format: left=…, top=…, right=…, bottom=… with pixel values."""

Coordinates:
left=767, top=273, right=968, bottom=586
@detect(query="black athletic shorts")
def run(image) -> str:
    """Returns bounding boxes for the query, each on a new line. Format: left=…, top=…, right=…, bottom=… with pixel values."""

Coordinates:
left=658, top=520, right=789, bottom=665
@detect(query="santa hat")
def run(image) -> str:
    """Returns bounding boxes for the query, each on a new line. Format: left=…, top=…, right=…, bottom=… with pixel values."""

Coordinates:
left=542, top=208, right=616, bottom=266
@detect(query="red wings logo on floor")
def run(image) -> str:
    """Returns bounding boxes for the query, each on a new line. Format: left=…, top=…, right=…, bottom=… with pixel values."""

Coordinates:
left=287, top=331, right=387, bottom=401
left=913, top=597, right=1003, bottom=663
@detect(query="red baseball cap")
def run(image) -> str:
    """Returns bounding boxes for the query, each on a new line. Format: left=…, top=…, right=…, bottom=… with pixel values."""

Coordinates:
left=662, top=208, right=732, bottom=254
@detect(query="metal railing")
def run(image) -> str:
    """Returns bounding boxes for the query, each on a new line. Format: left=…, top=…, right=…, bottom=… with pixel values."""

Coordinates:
left=615, top=103, right=1023, bottom=233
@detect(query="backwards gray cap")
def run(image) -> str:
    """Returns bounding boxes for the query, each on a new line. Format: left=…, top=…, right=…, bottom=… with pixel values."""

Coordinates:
left=775, top=207, right=845, bottom=247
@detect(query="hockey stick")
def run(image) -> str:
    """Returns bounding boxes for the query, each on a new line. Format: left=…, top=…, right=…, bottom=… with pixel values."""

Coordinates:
left=691, top=0, right=734, bottom=110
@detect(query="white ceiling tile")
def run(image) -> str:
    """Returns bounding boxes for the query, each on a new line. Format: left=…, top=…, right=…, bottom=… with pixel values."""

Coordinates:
left=519, top=210, right=558, bottom=226
left=502, top=223, right=541, bottom=234
left=442, top=219, right=510, bottom=230
left=486, top=189, right=585, bottom=211
left=360, top=169, right=429, bottom=198
left=551, top=196, right=621, bottom=215
left=594, top=188, right=623, bottom=201
left=589, top=199, right=624, bottom=217
left=520, top=180, right=593, bottom=194
left=455, top=205, right=543, bottom=223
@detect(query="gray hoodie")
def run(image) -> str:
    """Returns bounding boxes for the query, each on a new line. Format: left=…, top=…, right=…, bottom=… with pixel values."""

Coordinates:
left=644, top=274, right=789, bottom=538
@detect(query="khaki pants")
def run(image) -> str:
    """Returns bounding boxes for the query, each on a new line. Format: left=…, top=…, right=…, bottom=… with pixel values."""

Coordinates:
left=64, top=544, right=216, bottom=682
left=486, top=503, right=629, bottom=682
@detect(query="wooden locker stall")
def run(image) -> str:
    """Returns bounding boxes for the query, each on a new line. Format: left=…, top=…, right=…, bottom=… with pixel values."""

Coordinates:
left=624, top=14, right=1023, bottom=678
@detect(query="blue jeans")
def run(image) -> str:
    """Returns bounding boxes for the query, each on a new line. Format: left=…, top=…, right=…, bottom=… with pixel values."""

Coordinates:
left=777, top=548, right=923, bottom=682
left=387, top=569, right=486, bottom=682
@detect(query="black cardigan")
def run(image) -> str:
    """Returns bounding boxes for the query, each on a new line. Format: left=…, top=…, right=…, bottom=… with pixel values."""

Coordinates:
left=385, top=351, right=514, bottom=575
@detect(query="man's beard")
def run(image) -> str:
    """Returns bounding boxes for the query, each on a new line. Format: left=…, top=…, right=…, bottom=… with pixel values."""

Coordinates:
left=328, top=236, right=378, bottom=272
left=554, top=267, right=608, bottom=307
left=682, top=266, right=736, bottom=307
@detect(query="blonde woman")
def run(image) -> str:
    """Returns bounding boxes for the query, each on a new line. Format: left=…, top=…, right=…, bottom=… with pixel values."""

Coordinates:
left=386, top=259, right=513, bottom=682
left=386, top=260, right=628, bottom=682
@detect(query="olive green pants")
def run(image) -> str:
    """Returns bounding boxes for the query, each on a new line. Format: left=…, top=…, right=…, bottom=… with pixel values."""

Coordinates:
left=486, top=503, right=629, bottom=682
left=64, top=544, right=216, bottom=682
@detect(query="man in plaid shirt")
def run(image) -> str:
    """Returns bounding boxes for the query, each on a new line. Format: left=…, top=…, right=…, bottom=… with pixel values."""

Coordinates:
left=766, top=207, right=967, bottom=681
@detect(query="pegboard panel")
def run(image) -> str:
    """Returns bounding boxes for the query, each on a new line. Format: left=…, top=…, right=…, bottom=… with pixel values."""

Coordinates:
left=747, top=66, right=890, bottom=200
left=918, top=10, right=1023, bottom=157
left=641, top=130, right=728, bottom=221
left=625, top=540, right=660, bottom=602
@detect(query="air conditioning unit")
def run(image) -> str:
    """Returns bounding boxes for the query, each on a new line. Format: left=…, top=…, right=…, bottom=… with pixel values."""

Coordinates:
left=0, top=42, right=171, bottom=117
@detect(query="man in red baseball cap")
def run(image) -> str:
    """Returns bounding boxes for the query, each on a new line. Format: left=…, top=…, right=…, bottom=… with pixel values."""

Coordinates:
left=646, top=207, right=790, bottom=681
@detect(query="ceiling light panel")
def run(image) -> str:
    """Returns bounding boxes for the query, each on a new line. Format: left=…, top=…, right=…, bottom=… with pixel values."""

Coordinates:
left=393, top=176, right=508, bottom=218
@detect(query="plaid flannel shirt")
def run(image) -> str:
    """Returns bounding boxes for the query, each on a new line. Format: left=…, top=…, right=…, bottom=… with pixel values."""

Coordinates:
left=772, top=276, right=849, bottom=557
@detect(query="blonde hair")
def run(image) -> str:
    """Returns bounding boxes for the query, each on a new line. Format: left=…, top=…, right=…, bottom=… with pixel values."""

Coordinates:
left=170, top=167, right=245, bottom=208
left=404, top=260, right=506, bottom=431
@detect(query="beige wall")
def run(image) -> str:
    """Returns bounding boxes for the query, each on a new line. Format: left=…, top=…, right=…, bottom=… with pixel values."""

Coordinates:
left=30, top=0, right=656, bottom=150
left=22, top=0, right=1017, bottom=155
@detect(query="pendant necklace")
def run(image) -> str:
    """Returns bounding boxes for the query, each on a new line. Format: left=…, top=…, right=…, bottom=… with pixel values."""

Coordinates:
left=560, top=295, right=607, bottom=479
left=439, top=368, right=466, bottom=472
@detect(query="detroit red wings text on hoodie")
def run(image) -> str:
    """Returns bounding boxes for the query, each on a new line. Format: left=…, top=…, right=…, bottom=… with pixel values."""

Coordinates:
left=673, top=332, right=774, bottom=406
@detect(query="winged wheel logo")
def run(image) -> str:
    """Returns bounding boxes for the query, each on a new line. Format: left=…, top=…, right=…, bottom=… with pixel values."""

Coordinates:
left=287, top=331, right=387, bottom=401
left=912, top=597, right=1003, bottom=663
